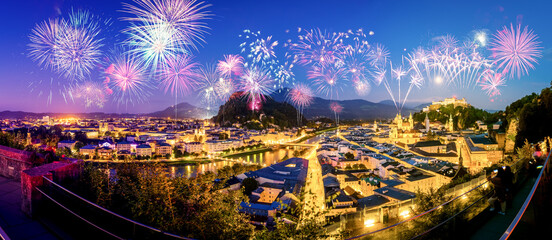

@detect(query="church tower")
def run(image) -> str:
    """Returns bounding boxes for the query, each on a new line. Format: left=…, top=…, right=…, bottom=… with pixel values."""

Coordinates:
left=408, top=113, right=414, bottom=130
left=425, top=113, right=430, bottom=132
left=447, top=114, right=454, bottom=132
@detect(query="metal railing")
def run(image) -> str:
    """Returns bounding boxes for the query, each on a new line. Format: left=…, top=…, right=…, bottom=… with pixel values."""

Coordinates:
left=344, top=154, right=529, bottom=240
left=500, top=150, right=551, bottom=240
left=37, top=176, right=194, bottom=240
left=0, top=226, right=10, bottom=240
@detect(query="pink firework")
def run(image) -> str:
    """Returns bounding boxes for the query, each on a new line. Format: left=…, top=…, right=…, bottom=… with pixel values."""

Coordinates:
left=288, top=84, right=314, bottom=109
left=330, top=102, right=343, bottom=114
left=73, top=81, right=107, bottom=108
left=370, top=44, right=390, bottom=68
left=290, top=28, right=344, bottom=68
left=239, top=66, right=274, bottom=110
left=353, top=79, right=371, bottom=96
left=217, top=54, right=243, bottom=77
left=106, top=53, right=152, bottom=105
left=490, top=24, right=542, bottom=78
left=480, top=72, right=506, bottom=97
left=159, top=54, right=199, bottom=96
left=308, top=65, right=346, bottom=98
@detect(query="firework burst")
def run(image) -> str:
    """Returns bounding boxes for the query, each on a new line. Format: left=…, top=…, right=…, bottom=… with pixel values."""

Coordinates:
left=480, top=71, right=506, bottom=97
left=290, top=28, right=344, bottom=68
left=73, top=81, right=107, bottom=108
left=159, top=54, right=199, bottom=96
left=28, top=10, right=103, bottom=81
left=28, top=18, right=62, bottom=71
left=217, top=54, right=243, bottom=77
left=240, top=30, right=294, bottom=89
left=125, top=21, right=183, bottom=71
left=239, top=66, right=274, bottom=111
left=308, top=65, right=347, bottom=99
left=490, top=24, right=542, bottom=78
left=288, top=84, right=314, bottom=108
left=121, top=0, right=212, bottom=51
left=196, top=64, right=220, bottom=110
left=105, top=52, right=153, bottom=107
left=340, top=29, right=374, bottom=85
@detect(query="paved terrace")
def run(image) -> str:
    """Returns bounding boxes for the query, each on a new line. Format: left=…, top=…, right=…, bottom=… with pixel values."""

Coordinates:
left=0, top=176, right=59, bottom=240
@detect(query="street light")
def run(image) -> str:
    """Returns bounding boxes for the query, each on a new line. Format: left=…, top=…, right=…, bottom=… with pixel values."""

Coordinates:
left=364, top=219, right=375, bottom=228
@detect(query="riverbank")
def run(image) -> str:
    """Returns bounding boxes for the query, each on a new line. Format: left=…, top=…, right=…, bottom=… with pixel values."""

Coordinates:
left=84, top=158, right=213, bottom=166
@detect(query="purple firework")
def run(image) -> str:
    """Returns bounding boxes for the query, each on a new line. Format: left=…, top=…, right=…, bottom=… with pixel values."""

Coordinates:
left=490, top=24, right=542, bottom=79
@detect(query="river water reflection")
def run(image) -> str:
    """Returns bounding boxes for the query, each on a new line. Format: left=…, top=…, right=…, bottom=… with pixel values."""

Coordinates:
left=169, top=132, right=330, bottom=178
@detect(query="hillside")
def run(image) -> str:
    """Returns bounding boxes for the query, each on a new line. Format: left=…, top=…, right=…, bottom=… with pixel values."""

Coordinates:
left=147, top=102, right=217, bottom=119
left=213, top=92, right=305, bottom=128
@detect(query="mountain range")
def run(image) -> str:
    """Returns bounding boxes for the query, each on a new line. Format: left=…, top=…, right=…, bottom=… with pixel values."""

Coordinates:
left=0, top=89, right=417, bottom=120
left=270, top=88, right=414, bottom=120
left=0, top=102, right=215, bottom=120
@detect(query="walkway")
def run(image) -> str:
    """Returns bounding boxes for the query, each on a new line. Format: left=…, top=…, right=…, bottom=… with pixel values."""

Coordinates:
left=0, top=176, right=59, bottom=240
left=469, top=176, right=536, bottom=240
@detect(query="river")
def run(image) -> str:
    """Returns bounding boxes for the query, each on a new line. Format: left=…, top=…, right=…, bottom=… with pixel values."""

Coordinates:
left=168, top=132, right=332, bottom=178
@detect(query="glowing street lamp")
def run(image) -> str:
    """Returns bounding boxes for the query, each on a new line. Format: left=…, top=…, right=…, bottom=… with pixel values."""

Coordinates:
left=364, top=219, right=375, bottom=228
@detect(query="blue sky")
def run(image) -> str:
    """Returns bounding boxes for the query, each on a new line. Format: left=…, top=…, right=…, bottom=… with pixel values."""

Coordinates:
left=0, top=0, right=551, bottom=113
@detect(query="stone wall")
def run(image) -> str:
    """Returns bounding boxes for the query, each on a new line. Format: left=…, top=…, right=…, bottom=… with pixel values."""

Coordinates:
left=20, top=158, right=82, bottom=217
left=0, top=145, right=33, bottom=179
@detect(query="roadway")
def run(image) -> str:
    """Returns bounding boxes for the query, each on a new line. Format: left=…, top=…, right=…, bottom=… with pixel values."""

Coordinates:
left=300, top=143, right=326, bottom=226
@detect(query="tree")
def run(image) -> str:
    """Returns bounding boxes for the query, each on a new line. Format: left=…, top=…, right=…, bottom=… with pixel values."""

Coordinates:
left=241, top=177, right=259, bottom=195
left=74, top=131, right=88, bottom=143
left=219, top=132, right=229, bottom=140
left=74, top=141, right=85, bottom=152
left=344, top=152, right=355, bottom=160
left=173, top=146, right=183, bottom=158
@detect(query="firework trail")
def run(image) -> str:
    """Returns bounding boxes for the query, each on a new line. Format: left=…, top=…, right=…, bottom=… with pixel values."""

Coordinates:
left=216, top=54, right=242, bottom=101
left=158, top=54, right=199, bottom=118
left=376, top=60, right=423, bottom=113
left=404, top=36, right=494, bottom=97
left=73, top=80, right=107, bottom=108
left=28, top=77, right=75, bottom=106
left=196, top=64, right=220, bottom=111
left=121, top=0, right=212, bottom=51
left=28, top=9, right=103, bottom=81
left=330, top=102, right=343, bottom=125
left=105, top=52, right=153, bottom=108
left=287, top=84, right=314, bottom=125
left=490, top=24, right=542, bottom=79
left=239, top=66, right=274, bottom=111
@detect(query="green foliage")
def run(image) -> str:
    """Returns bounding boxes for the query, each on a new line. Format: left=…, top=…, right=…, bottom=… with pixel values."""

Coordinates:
left=173, top=146, right=183, bottom=158
left=73, top=162, right=255, bottom=239
left=219, top=132, right=229, bottom=140
left=344, top=152, right=355, bottom=160
left=413, top=104, right=500, bottom=130
left=241, top=177, right=259, bottom=196
left=74, top=141, right=85, bottom=151
left=514, top=87, right=552, bottom=147
left=214, top=91, right=305, bottom=129
left=216, top=164, right=262, bottom=179
left=426, top=130, right=439, bottom=141
left=0, top=131, right=25, bottom=150
left=516, top=139, right=533, bottom=161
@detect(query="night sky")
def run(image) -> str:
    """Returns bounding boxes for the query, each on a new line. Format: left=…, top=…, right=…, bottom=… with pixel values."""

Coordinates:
left=1, top=0, right=551, bottom=114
